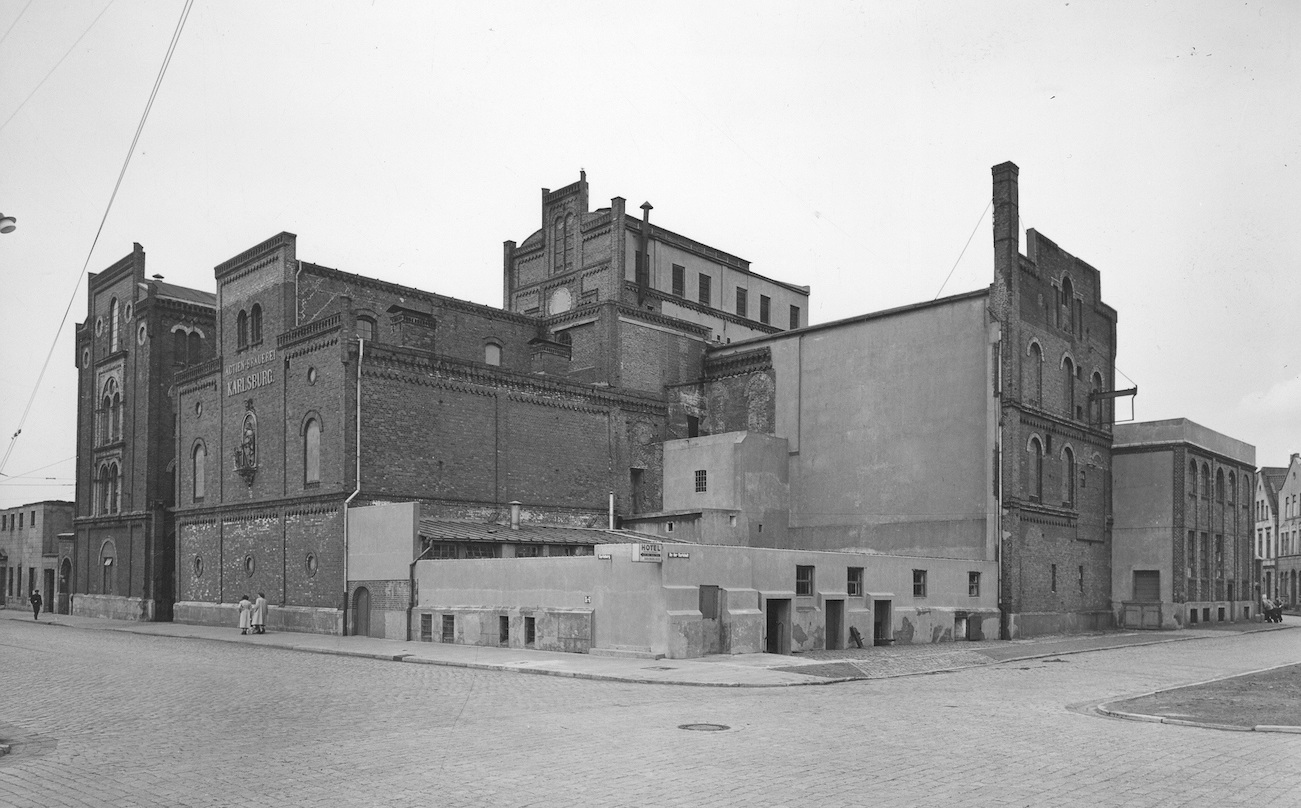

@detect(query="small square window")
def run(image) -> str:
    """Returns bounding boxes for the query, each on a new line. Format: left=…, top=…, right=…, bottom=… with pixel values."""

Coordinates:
left=913, top=569, right=927, bottom=598
left=694, top=469, right=707, bottom=493
left=968, top=571, right=981, bottom=597
left=796, top=565, right=814, bottom=596
left=847, top=567, right=863, bottom=597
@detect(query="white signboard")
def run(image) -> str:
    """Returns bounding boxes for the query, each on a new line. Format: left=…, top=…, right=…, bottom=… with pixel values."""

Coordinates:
left=632, top=542, right=663, bottom=563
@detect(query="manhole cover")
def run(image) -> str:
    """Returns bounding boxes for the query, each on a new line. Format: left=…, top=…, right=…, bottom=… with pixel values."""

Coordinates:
left=678, top=723, right=730, bottom=732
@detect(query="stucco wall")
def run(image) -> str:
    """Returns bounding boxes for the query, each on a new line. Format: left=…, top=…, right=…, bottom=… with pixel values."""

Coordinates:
left=1112, top=450, right=1175, bottom=604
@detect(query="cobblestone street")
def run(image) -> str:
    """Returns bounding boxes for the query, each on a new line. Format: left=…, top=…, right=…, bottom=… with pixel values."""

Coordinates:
left=2, top=619, right=1299, bottom=807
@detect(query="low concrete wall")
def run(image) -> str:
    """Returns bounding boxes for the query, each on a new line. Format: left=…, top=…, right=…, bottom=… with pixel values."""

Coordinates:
left=72, top=594, right=154, bottom=622
left=174, top=601, right=342, bottom=635
left=1008, top=609, right=1114, bottom=638
left=413, top=606, right=594, bottom=653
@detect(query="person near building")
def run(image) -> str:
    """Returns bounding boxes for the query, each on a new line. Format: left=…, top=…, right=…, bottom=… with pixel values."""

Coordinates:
left=29, top=589, right=42, bottom=620
left=238, top=594, right=252, bottom=635
left=251, top=592, right=267, bottom=635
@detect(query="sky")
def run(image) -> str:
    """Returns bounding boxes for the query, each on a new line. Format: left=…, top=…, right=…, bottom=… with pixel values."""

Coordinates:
left=1, top=0, right=1299, bottom=508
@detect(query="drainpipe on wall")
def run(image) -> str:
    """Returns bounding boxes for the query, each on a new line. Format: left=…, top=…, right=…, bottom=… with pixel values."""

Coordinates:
left=608, top=491, right=615, bottom=530
left=342, top=337, right=364, bottom=635
left=406, top=541, right=436, bottom=641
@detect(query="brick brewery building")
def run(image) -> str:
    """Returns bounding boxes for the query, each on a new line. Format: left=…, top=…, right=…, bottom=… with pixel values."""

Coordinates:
left=68, top=162, right=1242, bottom=643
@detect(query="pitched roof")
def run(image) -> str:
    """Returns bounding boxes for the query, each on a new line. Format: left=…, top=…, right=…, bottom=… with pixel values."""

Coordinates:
left=148, top=279, right=216, bottom=308
left=417, top=519, right=681, bottom=545
left=1261, top=466, right=1288, bottom=512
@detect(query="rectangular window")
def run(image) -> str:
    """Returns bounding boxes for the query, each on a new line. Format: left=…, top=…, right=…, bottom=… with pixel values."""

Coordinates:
left=795, top=565, right=814, bottom=596
left=441, top=614, right=455, bottom=643
left=736, top=288, right=748, bottom=317
left=698, top=274, right=712, bottom=306
left=515, top=545, right=543, bottom=558
left=422, top=540, right=458, bottom=560
left=1051, top=564, right=1058, bottom=593
left=847, top=567, right=863, bottom=597
left=759, top=295, right=771, bottom=324
left=524, top=616, right=536, bottom=646
left=694, top=469, right=707, bottom=493
left=1078, top=565, right=1085, bottom=593
left=789, top=305, right=800, bottom=330
left=18, top=514, right=22, bottom=529
left=968, top=571, right=981, bottom=597
left=464, top=544, right=496, bottom=559
left=419, top=613, right=433, bottom=641
left=912, top=569, right=927, bottom=598
left=686, top=415, right=700, bottom=438
left=671, top=264, right=685, bottom=297
left=499, top=615, right=510, bottom=646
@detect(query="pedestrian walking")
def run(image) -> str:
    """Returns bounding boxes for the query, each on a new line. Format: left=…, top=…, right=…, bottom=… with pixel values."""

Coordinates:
left=238, top=594, right=252, bottom=635
left=252, top=592, right=267, bottom=635
left=29, top=589, right=42, bottom=620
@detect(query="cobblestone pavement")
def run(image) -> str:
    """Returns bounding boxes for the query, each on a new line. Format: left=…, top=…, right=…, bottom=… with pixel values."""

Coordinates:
left=2, top=619, right=1300, bottom=807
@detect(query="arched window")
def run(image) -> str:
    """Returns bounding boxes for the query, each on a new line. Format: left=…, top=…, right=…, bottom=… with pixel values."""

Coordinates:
left=356, top=316, right=376, bottom=342
left=192, top=441, right=206, bottom=501
left=108, top=461, right=120, bottom=514
left=99, top=378, right=121, bottom=444
left=1201, top=464, right=1210, bottom=500
left=563, top=212, right=575, bottom=272
left=1061, top=356, right=1076, bottom=417
left=1091, top=371, right=1105, bottom=424
left=250, top=304, right=263, bottom=345
left=111, top=387, right=122, bottom=442
left=304, top=417, right=321, bottom=485
left=1025, top=342, right=1043, bottom=406
left=100, top=539, right=117, bottom=595
left=1063, top=446, right=1076, bottom=507
left=174, top=330, right=187, bottom=364
left=188, top=331, right=201, bottom=365
left=109, top=298, right=120, bottom=352
left=1215, top=469, right=1225, bottom=503
left=1059, top=277, right=1074, bottom=332
left=237, top=310, right=249, bottom=349
left=1188, top=461, right=1198, bottom=498
left=1028, top=437, right=1044, bottom=503
left=552, top=216, right=565, bottom=274
left=484, top=343, right=502, bottom=367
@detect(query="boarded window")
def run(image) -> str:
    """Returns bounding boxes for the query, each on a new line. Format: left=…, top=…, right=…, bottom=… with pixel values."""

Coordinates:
left=1133, top=570, right=1160, bottom=601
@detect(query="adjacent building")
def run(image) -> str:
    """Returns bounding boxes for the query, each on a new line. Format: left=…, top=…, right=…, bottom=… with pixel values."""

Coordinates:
left=1255, top=464, right=1286, bottom=601
left=1112, top=419, right=1256, bottom=628
left=1271, top=455, right=1301, bottom=607
left=1, top=501, right=73, bottom=614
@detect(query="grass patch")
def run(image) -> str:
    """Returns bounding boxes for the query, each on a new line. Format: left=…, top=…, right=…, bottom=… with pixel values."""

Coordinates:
left=1107, top=663, right=1301, bottom=728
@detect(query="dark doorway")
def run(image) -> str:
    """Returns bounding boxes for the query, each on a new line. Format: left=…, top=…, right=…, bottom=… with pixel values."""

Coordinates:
left=43, top=569, right=54, bottom=618
left=825, top=599, right=844, bottom=650
left=352, top=587, right=371, bottom=637
left=765, top=598, right=791, bottom=654
left=873, top=599, right=893, bottom=646
left=630, top=469, right=644, bottom=514
left=58, top=559, right=71, bottom=614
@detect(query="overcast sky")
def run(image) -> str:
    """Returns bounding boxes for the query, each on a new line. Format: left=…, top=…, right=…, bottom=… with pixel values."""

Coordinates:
left=1, top=1, right=1298, bottom=508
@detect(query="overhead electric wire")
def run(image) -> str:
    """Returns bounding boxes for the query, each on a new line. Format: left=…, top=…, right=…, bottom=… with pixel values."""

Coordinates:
left=0, top=1, right=115, bottom=136
left=934, top=200, right=992, bottom=300
left=0, top=0, right=35, bottom=49
left=0, top=0, right=194, bottom=477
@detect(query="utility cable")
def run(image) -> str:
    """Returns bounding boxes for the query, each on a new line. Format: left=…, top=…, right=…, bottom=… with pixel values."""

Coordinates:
left=934, top=200, right=992, bottom=300
left=0, top=1, right=115, bottom=135
left=0, top=0, right=194, bottom=477
left=0, top=0, right=35, bottom=49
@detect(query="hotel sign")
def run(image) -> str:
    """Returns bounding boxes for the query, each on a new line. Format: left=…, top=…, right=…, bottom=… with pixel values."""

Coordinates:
left=632, top=542, right=663, bottom=563
left=226, top=348, right=276, bottom=396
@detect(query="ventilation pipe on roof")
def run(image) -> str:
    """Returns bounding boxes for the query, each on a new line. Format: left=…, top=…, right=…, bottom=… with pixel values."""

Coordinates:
left=509, top=501, right=521, bottom=530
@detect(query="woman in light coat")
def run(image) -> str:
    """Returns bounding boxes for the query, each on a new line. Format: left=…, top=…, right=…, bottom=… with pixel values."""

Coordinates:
left=251, top=592, right=267, bottom=635
left=238, top=594, right=252, bottom=635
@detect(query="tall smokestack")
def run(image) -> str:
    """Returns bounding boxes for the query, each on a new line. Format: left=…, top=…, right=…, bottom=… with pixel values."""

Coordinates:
left=992, top=162, right=1020, bottom=284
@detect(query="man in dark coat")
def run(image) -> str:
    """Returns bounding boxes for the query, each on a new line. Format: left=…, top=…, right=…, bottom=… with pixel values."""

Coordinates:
left=30, top=589, right=42, bottom=620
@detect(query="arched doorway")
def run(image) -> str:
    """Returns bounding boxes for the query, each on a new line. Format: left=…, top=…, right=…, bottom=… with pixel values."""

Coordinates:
left=58, top=558, right=72, bottom=614
left=352, top=587, right=371, bottom=637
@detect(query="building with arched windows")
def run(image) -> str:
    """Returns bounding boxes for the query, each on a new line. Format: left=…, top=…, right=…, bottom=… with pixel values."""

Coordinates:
left=70, top=243, right=216, bottom=620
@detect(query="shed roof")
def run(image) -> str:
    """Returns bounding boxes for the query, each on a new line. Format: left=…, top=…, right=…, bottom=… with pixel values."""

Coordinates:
left=417, top=519, right=679, bottom=545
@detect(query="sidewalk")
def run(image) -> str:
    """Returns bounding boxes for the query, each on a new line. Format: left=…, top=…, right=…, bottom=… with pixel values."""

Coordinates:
left=2, top=608, right=1294, bottom=687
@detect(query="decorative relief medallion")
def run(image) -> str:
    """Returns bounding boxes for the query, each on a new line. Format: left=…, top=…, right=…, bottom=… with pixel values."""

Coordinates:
left=233, top=400, right=258, bottom=486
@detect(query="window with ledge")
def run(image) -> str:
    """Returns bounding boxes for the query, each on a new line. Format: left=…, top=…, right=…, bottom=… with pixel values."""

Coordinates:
left=795, top=565, right=814, bottom=596
left=735, top=288, right=748, bottom=318
left=671, top=264, right=685, bottom=297
left=759, top=295, right=770, bottom=324
left=694, top=469, right=707, bottom=493
left=969, top=571, right=981, bottom=597
left=847, top=567, right=863, bottom=597
left=356, top=316, right=376, bottom=342
left=912, top=569, right=927, bottom=598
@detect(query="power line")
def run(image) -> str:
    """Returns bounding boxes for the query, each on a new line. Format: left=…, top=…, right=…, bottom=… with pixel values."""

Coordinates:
left=0, top=0, right=195, bottom=477
left=0, top=0, right=35, bottom=49
left=0, top=1, right=115, bottom=136
left=934, top=200, right=992, bottom=300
